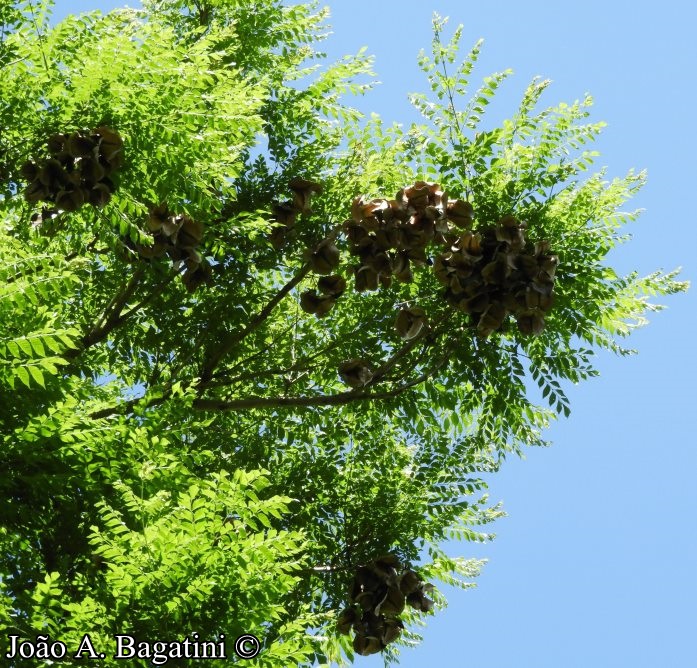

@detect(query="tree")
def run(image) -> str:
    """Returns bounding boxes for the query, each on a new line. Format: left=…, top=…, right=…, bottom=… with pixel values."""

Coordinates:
left=0, top=1, right=687, bottom=665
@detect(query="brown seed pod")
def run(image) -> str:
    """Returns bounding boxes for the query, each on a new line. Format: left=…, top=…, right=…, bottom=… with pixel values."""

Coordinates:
left=354, top=265, right=379, bottom=292
left=353, top=633, right=382, bottom=656
left=337, top=608, right=358, bottom=636
left=399, top=570, right=421, bottom=596
left=309, top=239, right=340, bottom=275
left=477, top=302, right=508, bottom=337
left=318, top=274, right=346, bottom=296
left=181, top=259, right=212, bottom=293
left=93, top=126, right=124, bottom=168
left=289, top=177, right=322, bottom=214
left=79, top=157, right=106, bottom=184
left=300, top=289, right=322, bottom=314
left=394, top=306, right=427, bottom=340
left=495, top=214, right=526, bottom=247
left=46, top=133, right=67, bottom=155
left=24, top=180, right=50, bottom=204
left=517, top=311, right=545, bottom=336
left=55, top=187, right=85, bottom=212
left=375, top=585, right=406, bottom=617
left=338, top=358, right=373, bottom=388
left=88, top=183, right=112, bottom=208
left=406, top=590, right=435, bottom=613
left=20, top=161, right=39, bottom=181
left=147, top=203, right=170, bottom=232
left=38, top=159, right=67, bottom=188
left=381, top=618, right=403, bottom=645
left=446, top=199, right=475, bottom=228
left=177, top=216, right=204, bottom=248
left=66, top=132, right=96, bottom=159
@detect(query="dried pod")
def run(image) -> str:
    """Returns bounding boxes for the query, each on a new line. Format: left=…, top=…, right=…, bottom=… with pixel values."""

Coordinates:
left=20, top=161, right=39, bottom=181
left=375, top=585, right=406, bottom=617
left=181, top=259, right=213, bottom=293
left=46, top=133, right=67, bottom=155
left=447, top=199, right=475, bottom=228
left=162, top=215, right=183, bottom=238
left=93, top=126, right=124, bottom=168
left=367, top=251, right=392, bottom=275
left=66, top=132, right=96, bottom=158
left=399, top=570, right=421, bottom=596
left=395, top=306, right=427, bottom=340
left=353, top=633, right=382, bottom=656
left=55, top=187, right=85, bottom=212
left=147, top=203, right=170, bottom=232
left=318, top=274, right=346, bottom=296
left=338, top=358, right=373, bottom=388
left=24, top=181, right=49, bottom=204
left=517, top=312, right=545, bottom=336
left=272, top=201, right=297, bottom=227
left=337, top=608, right=358, bottom=636
left=79, top=157, right=106, bottom=183
left=300, top=289, right=322, bottom=314
left=289, top=177, right=322, bottom=214
left=38, top=158, right=67, bottom=187
left=177, top=216, right=204, bottom=248
left=354, top=265, right=379, bottom=292
left=381, top=618, right=403, bottom=645
left=495, top=214, right=526, bottom=247
left=314, top=295, right=336, bottom=318
left=481, top=253, right=511, bottom=285
left=88, top=183, right=112, bottom=208
left=309, top=240, right=340, bottom=275
left=477, top=301, right=508, bottom=336
left=406, top=590, right=435, bottom=613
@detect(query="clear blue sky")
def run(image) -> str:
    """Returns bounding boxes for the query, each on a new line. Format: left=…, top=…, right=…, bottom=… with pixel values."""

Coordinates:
left=51, top=1, right=697, bottom=666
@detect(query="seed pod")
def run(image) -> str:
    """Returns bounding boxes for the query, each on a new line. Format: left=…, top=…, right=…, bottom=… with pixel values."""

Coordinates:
left=20, top=161, right=39, bottom=181
left=38, top=159, right=67, bottom=187
left=395, top=306, right=427, bottom=340
left=147, top=203, right=169, bottom=232
left=181, top=259, right=213, bottom=292
left=88, top=183, right=112, bottom=207
left=367, top=251, right=392, bottom=275
left=318, top=274, right=346, bottom=296
left=495, top=214, right=526, bottom=247
left=517, top=312, right=545, bottom=336
left=477, top=302, right=508, bottom=337
left=66, top=132, right=96, bottom=158
left=406, top=590, right=435, bottom=613
left=447, top=199, right=474, bottom=228
left=399, top=570, right=421, bottom=596
left=375, top=585, right=406, bottom=617
left=481, top=253, right=511, bottom=285
left=79, top=157, right=106, bottom=183
left=309, top=239, right=340, bottom=275
left=300, top=290, right=322, bottom=314
left=314, top=295, right=336, bottom=318
left=354, top=265, right=379, bottom=292
left=353, top=633, right=382, bottom=656
left=55, top=187, right=85, bottom=212
left=162, top=215, right=183, bottom=238
left=337, top=608, right=358, bottom=636
left=24, top=180, right=49, bottom=203
left=289, top=177, right=322, bottom=214
left=93, top=126, right=124, bottom=168
left=338, top=358, right=373, bottom=388
left=177, top=216, right=204, bottom=248
left=382, top=618, right=403, bottom=645
left=46, top=133, right=67, bottom=155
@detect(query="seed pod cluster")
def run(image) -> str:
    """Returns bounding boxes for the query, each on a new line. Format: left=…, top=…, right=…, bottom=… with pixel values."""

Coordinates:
left=134, top=203, right=211, bottom=292
left=22, top=127, right=123, bottom=217
left=269, top=177, right=323, bottom=250
left=346, top=181, right=455, bottom=292
left=436, top=220, right=558, bottom=336
left=337, top=554, right=434, bottom=656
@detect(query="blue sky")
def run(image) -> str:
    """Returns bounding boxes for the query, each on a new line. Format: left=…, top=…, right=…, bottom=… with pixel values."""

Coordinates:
left=50, top=1, right=697, bottom=666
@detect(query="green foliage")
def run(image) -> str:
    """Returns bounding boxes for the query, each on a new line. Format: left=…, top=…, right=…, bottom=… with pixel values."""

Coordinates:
left=0, top=3, right=687, bottom=666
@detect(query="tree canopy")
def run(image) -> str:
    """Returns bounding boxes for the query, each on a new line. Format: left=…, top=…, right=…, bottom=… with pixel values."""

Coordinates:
left=0, top=0, right=687, bottom=665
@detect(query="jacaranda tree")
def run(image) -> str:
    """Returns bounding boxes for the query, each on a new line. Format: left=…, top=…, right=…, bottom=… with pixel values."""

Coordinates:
left=0, top=0, right=687, bottom=665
